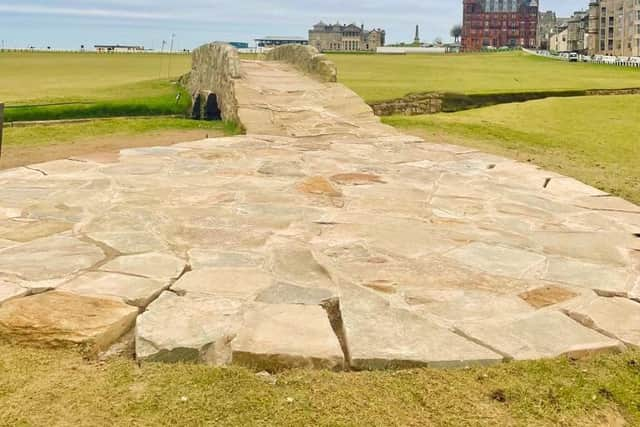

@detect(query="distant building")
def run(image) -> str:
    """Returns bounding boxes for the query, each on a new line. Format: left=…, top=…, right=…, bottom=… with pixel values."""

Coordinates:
left=549, top=25, right=569, bottom=52
left=537, top=10, right=557, bottom=49
left=461, top=0, right=539, bottom=51
left=309, top=22, right=386, bottom=52
left=94, top=44, right=144, bottom=53
left=254, top=36, right=308, bottom=48
left=587, top=0, right=640, bottom=57
left=567, top=11, right=589, bottom=53
left=228, top=42, right=249, bottom=49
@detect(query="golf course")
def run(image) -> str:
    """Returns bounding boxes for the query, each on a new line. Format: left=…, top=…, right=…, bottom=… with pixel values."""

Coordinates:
left=0, top=49, right=639, bottom=426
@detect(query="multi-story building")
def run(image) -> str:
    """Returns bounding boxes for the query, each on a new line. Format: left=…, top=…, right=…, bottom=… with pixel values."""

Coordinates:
left=462, top=0, right=539, bottom=51
left=550, top=24, right=569, bottom=52
left=537, top=10, right=557, bottom=49
left=309, top=22, right=386, bottom=52
left=567, top=11, right=590, bottom=53
left=587, top=0, right=640, bottom=56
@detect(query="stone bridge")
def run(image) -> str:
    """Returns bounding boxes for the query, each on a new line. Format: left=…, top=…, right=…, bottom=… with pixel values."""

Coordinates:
left=0, top=44, right=639, bottom=370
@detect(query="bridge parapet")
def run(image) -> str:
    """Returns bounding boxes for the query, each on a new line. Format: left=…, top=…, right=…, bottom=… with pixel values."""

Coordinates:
left=185, top=43, right=241, bottom=123
left=265, top=45, right=337, bottom=83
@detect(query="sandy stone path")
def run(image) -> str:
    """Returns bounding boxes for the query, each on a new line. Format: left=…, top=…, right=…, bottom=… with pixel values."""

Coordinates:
left=0, top=60, right=639, bottom=370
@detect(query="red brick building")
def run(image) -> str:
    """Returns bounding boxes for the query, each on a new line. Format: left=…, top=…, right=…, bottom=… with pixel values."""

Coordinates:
left=462, top=0, right=539, bottom=51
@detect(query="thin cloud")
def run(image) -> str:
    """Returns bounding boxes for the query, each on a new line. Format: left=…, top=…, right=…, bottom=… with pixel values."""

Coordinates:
left=0, top=4, right=172, bottom=20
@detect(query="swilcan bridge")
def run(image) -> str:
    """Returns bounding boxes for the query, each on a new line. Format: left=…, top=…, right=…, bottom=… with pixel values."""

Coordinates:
left=0, top=44, right=638, bottom=370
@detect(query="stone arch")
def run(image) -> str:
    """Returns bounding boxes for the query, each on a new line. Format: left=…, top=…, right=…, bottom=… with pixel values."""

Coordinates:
left=191, top=92, right=221, bottom=120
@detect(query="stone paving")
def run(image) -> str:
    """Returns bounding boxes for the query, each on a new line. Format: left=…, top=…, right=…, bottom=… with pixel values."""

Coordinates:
left=0, top=60, right=639, bottom=370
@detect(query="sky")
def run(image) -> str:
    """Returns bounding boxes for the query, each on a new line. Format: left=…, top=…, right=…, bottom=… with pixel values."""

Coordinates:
left=0, top=1, right=590, bottom=50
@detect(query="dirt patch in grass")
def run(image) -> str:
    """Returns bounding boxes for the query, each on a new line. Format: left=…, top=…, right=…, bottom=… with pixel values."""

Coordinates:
left=0, top=129, right=222, bottom=170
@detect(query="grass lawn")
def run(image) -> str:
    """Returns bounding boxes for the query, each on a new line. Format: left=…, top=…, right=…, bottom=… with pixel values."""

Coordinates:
left=330, top=51, right=640, bottom=102
left=0, top=52, right=192, bottom=121
left=383, top=95, right=640, bottom=204
left=0, top=345, right=638, bottom=426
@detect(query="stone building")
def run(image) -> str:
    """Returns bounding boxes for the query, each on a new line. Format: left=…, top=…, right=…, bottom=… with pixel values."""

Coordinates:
left=537, top=10, right=557, bottom=49
left=309, top=22, right=386, bottom=52
left=462, top=0, right=539, bottom=51
left=567, top=11, right=590, bottom=53
left=587, top=0, right=640, bottom=56
left=549, top=24, right=569, bottom=52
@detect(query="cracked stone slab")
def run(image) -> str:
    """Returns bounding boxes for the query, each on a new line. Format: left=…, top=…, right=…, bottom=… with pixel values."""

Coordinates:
left=136, top=291, right=244, bottom=364
left=231, top=303, right=344, bottom=371
left=100, top=252, right=186, bottom=282
left=564, top=296, right=640, bottom=347
left=0, top=280, right=28, bottom=306
left=0, top=291, right=137, bottom=355
left=59, top=272, right=168, bottom=308
left=0, top=236, right=104, bottom=282
left=457, top=311, right=624, bottom=360
left=445, top=242, right=546, bottom=278
left=339, top=283, right=503, bottom=369
left=543, top=258, right=632, bottom=296
left=171, top=268, right=273, bottom=299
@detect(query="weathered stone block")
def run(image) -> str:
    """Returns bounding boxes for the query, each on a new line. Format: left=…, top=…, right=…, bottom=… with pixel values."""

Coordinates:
left=0, top=291, right=137, bottom=356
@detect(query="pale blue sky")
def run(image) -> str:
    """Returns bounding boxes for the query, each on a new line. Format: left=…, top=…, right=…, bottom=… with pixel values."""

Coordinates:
left=0, top=1, right=589, bottom=50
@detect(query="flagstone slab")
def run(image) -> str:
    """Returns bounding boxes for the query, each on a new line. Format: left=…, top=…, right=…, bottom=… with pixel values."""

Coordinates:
left=100, top=252, right=186, bottom=282
left=87, top=231, right=169, bottom=254
left=59, top=272, right=168, bottom=308
left=231, top=303, right=344, bottom=371
left=564, top=296, right=640, bottom=347
left=187, top=249, right=265, bottom=270
left=0, top=236, right=104, bottom=282
left=171, top=268, right=273, bottom=299
left=0, top=291, right=137, bottom=355
left=457, top=311, right=623, bottom=360
left=339, top=283, right=503, bottom=369
left=543, top=258, right=633, bottom=296
left=0, top=219, right=72, bottom=242
left=255, top=282, right=335, bottom=305
left=445, top=242, right=546, bottom=278
left=136, top=292, right=245, bottom=364
left=0, top=281, right=28, bottom=306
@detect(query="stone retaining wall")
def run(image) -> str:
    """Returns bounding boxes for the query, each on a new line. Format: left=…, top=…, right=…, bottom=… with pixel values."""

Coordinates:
left=265, top=45, right=337, bottom=83
left=185, top=43, right=241, bottom=123
left=371, top=93, right=443, bottom=116
left=370, top=87, right=640, bottom=116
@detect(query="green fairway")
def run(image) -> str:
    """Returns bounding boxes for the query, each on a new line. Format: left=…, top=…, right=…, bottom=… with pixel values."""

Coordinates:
left=384, top=95, right=640, bottom=204
left=0, top=345, right=638, bottom=426
left=0, top=52, right=192, bottom=121
left=330, top=51, right=640, bottom=102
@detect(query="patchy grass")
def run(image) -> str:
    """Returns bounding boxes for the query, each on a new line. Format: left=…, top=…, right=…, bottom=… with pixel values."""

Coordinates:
left=0, top=345, right=638, bottom=426
left=383, top=95, right=640, bottom=204
left=2, top=117, right=237, bottom=148
left=0, top=117, right=240, bottom=170
left=329, top=51, right=640, bottom=102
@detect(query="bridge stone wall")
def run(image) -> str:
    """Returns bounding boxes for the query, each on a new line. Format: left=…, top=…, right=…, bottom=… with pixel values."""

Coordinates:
left=185, top=43, right=241, bottom=123
left=265, top=45, right=337, bottom=83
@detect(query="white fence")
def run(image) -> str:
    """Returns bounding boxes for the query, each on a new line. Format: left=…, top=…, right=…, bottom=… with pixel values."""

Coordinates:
left=523, top=48, right=640, bottom=68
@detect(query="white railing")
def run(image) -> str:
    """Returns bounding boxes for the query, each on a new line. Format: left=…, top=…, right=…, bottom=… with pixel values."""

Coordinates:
left=523, top=48, right=640, bottom=67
